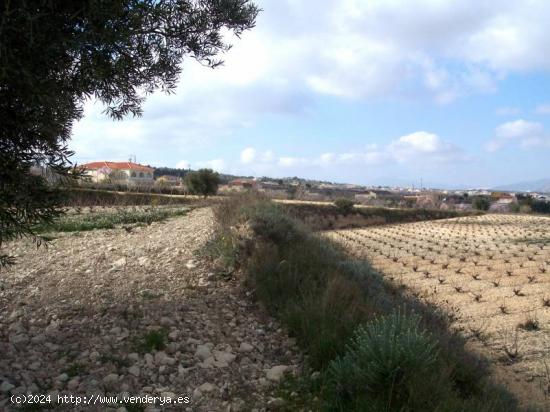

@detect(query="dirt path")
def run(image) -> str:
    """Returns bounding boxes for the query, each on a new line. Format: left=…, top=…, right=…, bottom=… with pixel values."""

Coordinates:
left=0, top=207, right=300, bottom=411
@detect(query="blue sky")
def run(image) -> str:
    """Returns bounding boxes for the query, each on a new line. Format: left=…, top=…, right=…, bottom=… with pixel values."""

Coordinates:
left=71, top=0, right=550, bottom=188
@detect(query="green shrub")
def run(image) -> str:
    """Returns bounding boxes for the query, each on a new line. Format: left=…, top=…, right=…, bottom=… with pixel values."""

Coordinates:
left=136, top=329, right=167, bottom=353
left=203, top=233, right=239, bottom=269
left=334, top=198, right=355, bottom=215
left=210, top=194, right=522, bottom=411
left=243, top=202, right=306, bottom=244
left=213, top=191, right=268, bottom=231
left=531, top=200, right=550, bottom=214
left=184, top=168, right=220, bottom=197
left=327, top=311, right=439, bottom=410
left=283, top=274, right=369, bottom=369
left=242, top=216, right=372, bottom=369
left=62, top=188, right=193, bottom=206
left=282, top=203, right=464, bottom=231
left=472, top=196, right=490, bottom=211
left=34, top=207, right=187, bottom=233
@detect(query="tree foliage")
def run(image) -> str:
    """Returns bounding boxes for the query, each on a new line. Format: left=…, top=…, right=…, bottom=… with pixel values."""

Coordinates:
left=153, top=167, right=189, bottom=179
left=472, top=196, right=490, bottom=211
left=531, top=200, right=550, bottom=214
left=184, top=169, right=220, bottom=197
left=334, top=198, right=355, bottom=215
left=0, top=0, right=258, bottom=265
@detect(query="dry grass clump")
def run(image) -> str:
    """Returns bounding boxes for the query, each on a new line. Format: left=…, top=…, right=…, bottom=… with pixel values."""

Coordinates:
left=517, top=317, right=540, bottom=331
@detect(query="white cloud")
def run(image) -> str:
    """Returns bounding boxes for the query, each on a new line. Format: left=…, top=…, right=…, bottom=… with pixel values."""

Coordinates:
left=261, top=150, right=275, bottom=162
left=240, top=147, right=277, bottom=167
left=319, top=152, right=336, bottom=164
left=535, top=104, right=550, bottom=114
left=176, top=160, right=190, bottom=169
left=391, top=132, right=441, bottom=152
left=487, top=119, right=550, bottom=150
left=495, top=119, right=543, bottom=139
left=70, top=0, right=550, bottom=168
left=225, top=131, right=467, bottom=176
left=484, top=140, right=502, bottom=152
left=240, top=147, right=256, bottom=164
left=311, top=148, right=391, bottom=167
left=197, top=159, right=227, bottom=172
left=282, top=0, right=550, bottom=102
left=387, top=131, right=468, bottom=163
left=278, top=156, right=308, bottom=168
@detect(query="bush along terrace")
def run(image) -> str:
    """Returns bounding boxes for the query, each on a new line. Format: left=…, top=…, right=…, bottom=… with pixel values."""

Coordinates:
left=61, top=188, right=196, bottom=207
left=279, top=201, right=476, bottom=231
left=208, top=193, right=526, bottom=411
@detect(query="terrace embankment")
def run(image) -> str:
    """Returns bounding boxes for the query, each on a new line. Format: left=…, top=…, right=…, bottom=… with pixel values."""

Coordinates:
left=61, top=188, right=220, bottom=207
left=279, top=201, right=468, bottom=230
left=209, top=194, right=526, bottom=411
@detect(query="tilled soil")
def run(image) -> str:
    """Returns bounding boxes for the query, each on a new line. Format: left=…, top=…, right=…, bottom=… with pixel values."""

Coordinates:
left=0, top=207, right=301, bottom=411
left=327, top=214, right=550, bottom=409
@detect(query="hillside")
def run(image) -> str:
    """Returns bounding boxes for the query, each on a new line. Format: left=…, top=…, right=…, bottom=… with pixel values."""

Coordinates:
left=493, top=178, right=550, bottom=193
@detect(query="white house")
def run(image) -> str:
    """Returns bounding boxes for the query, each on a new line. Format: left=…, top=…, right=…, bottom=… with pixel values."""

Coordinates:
left=81, top=161, right=154, bottom=185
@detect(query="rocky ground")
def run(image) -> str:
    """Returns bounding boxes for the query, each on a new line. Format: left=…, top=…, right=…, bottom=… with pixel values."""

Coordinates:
left=0, top=207, right=302, bottom=411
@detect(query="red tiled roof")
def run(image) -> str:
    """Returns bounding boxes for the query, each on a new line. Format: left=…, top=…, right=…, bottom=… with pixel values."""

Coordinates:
left=81, top=161, right=154, bottom=172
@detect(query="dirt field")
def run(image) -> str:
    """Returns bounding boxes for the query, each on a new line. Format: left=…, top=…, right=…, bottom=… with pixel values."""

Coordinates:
left=327, top=214, right=550, bottom=409
left=0, top=207, right=300, bottom=411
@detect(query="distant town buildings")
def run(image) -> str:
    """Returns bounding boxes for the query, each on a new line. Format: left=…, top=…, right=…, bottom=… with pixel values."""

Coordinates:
left=228, top=179, right=258, bottom=189
left=156, top=175, right=181, bottom=185
left=70, top=161, right=550, bottom=209
left=80, top=161, right=154, bottom=185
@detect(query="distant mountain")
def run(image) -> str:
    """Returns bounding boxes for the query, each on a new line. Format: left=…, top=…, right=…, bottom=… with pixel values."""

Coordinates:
left=493, top=179, right=550, bottom=193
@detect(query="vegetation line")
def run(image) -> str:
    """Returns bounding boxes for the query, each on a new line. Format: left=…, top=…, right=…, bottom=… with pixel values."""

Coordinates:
left=209, top=193, right=526, bottom=411
left=281, top=200, right=474, bottom=231
left=34, top=207, right=188, bottom=233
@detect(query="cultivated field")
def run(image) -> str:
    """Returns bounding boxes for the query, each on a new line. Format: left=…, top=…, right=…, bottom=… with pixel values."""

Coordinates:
left=327, top=214, right=550, bottom=408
